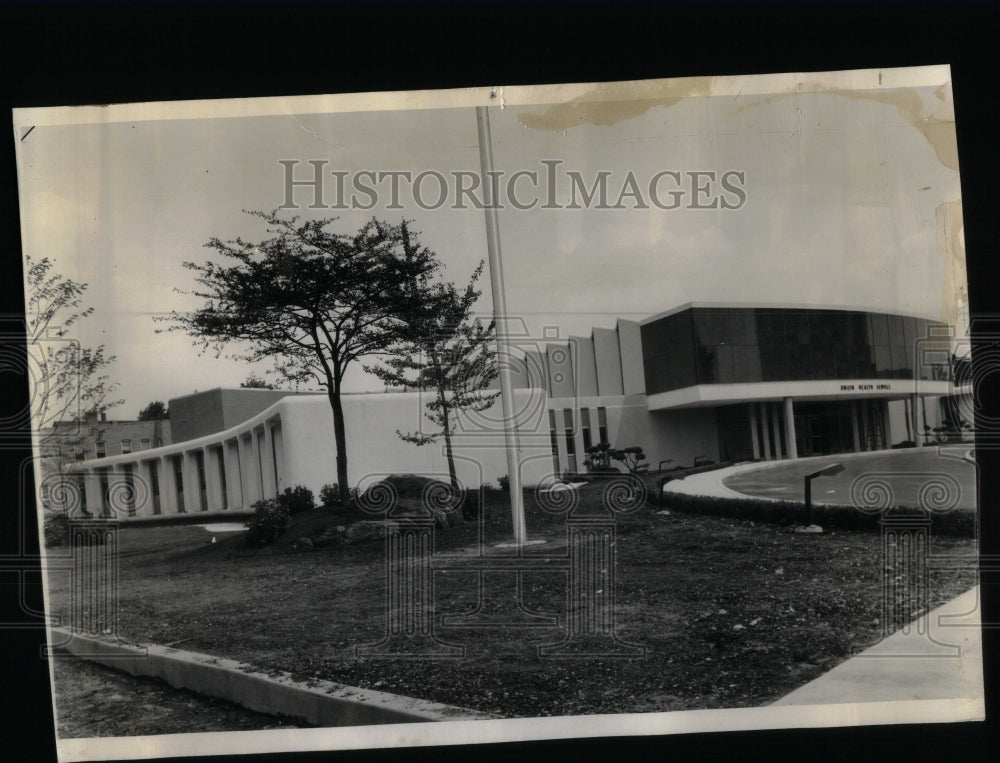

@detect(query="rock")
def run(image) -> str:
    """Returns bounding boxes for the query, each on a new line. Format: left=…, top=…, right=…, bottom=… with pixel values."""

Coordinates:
left=358, top=474, right=464, bottom=528
left=794, top=524, right=824, bottom=534
left=313, top=525, right=348, bottom=547
left=344, top=521, right=387, bottom=545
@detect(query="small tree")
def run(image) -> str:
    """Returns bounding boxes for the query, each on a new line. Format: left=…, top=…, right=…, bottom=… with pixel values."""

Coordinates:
left=584, top=442, right=649, bottom=474
left=137, top=401, right=169, bottom=420
left=583, top=442, right=615, bottom=473
left=240, top=373, right=276, bottom=389
left=367, top=262, right=499, bottom=491
left=163, top=212, right=440, bottom=501
left=26, top=255, right=123, bottom=470
left=612, top=446, right=649, bottom=474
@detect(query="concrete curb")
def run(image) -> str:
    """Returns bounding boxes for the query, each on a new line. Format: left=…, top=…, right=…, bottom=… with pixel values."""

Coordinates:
left=50, top=627, right=495, bottom=726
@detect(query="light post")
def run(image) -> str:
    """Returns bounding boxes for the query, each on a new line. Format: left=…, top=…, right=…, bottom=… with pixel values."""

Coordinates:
left=803, top=462, right=844, bottom=530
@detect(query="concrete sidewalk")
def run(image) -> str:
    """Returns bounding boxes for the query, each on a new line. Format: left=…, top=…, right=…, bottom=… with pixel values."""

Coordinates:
left=773, top=586, right=984, bottom=707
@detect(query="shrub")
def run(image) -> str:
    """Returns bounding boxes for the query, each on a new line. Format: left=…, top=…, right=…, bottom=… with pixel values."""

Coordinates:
left=497, top=474, right=509, bottom=491
left=584, top=442, right=649, bottom=474
left=44, top=513, right=69, bottom=547
left=277, top=485, right=315, bottom=515
left=245, top=499, right=290, bottom=545
left=319, top=483, right=341, bottom=507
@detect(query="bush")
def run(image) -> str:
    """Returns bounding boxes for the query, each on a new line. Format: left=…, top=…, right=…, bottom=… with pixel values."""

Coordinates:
left=245, top=499, right=290, bottom=545
left=277, top=485, right=315, bottom=515
left=44, top=513, right=69, bottom=547
left=497, top=474, right=509, bottom=491
left=319, top=483, right=341, bottom=507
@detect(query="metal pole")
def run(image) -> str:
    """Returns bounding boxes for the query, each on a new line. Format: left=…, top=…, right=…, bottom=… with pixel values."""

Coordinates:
left=476, top=105, right=527, bottom=546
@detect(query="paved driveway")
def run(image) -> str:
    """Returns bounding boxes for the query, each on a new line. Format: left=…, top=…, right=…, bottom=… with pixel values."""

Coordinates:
left=722, top=448, right=977, bottom=510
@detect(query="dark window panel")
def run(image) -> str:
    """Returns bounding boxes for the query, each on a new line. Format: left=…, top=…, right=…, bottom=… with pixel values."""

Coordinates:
left=727, top=308, right=758, bottom=346
left=874, top=345, right=893, bottom=378
left=696, top=344, right=718, bottom=384
left=693, top=308, right=731, bottom=347
left=716, top=345, right=735, bottom=384
left=784, top=312, right=810, bottom=345
left=888, top=314, right=906, bottom=350
left=732, top=345, right=763, bottom=382
left=890, top=342, right=910, bottom=378
left=902, top=316, right=918, bottom=356
left=811, top=340, right=836, bottom=379
left=870, top=312, right=890, bottom=346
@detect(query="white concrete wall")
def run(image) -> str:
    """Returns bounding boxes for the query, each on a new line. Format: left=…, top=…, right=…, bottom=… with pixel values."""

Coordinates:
left=570, top=335, right=599, bottom=397
left=279, top=388, right=552, bottom=495
left=68, top=388, right=553, bottom=520
left=617, top=319, right=646, bottom=396
left=592, top=327, right=624, bottom=396
left=546, top=343, right=576, bottom=398
left=547, top=394, right=720, bottom=474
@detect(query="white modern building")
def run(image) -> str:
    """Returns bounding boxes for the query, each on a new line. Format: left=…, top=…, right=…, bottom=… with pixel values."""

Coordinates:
left=56, top=303, right=962, bottom=522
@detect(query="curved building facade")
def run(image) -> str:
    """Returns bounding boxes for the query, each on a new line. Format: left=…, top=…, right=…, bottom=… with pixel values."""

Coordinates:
left=58, top=303, right=959, bottom=522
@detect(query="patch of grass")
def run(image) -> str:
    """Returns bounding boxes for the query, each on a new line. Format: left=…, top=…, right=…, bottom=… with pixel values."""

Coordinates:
left=46, top=482, right=978, bottom=723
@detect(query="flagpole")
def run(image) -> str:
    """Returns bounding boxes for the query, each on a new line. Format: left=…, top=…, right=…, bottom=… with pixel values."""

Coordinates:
left=476, top=104, right=528, bottom=547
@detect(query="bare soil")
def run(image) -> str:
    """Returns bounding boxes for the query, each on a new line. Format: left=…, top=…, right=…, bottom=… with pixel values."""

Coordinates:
left=48, top=486, right=978, bottom=726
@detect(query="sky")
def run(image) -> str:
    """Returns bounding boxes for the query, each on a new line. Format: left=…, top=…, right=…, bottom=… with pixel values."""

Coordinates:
left=15, top=70, right=965, bottom=419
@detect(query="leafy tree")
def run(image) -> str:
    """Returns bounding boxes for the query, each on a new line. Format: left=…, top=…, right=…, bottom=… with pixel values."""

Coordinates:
left=163, top=212, right=440, bottom=501
left=26, top=255, right=122, bottom=465
left=240, top=373, right=276, bottom=389
left=137, top=400, right=169, bottom=420
left=613, top=446, right=650, bottom=474
left=367, top=261, right=499, bottom=490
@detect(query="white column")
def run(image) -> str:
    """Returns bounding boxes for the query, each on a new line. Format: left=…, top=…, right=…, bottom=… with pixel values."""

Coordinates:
left=181, top=452, right=200, bottom=511
left=135, top=460, right=154, bottom=518
left=555, top=415, right=569, bottom=475
left=203, top=447, right=224, bottom=511
left=271, top=425, right=286, bottom=494
left=912, top=393, right=924, bottom=447
left=159, top=456, right=179, bottom=514
left=261, top=427, right=277, bottom=498
left=783, top=397, right=797, bottom=460
left=240, top=434, right=259, bottom=504
left=882, top=400, right=892, bottom=449
left=760, top=403, right=772, bottom=460
left=251, top=430, right=266, bottom=501
left=749, top=404, right=760, bottom=460
left=109, top=465, right=132, bottom=518
left=771, top=403, right=783, bottom=459
left=83, top=469, right=103, bottom=517
left=860, top=401, right=870, bottom=451
left=572, top=411, right=586, bottom=475
left=226, top=440, right=243, bottom=509
left=850, top=400, right=861, bottom=453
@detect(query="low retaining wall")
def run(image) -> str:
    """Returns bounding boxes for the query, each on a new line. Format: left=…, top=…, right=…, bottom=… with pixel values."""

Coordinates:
left=50, top=627, right=495, bottom=726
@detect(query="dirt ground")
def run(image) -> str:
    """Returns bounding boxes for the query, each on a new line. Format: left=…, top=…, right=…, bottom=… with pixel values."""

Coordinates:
left=47, top=487, right=979, bottom=728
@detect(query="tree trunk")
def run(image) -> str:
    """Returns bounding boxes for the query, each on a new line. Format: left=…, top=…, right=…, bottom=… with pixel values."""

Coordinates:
left=441, top=401, right=458, bottom=491
left=329, top=386, right=350, bottom=501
